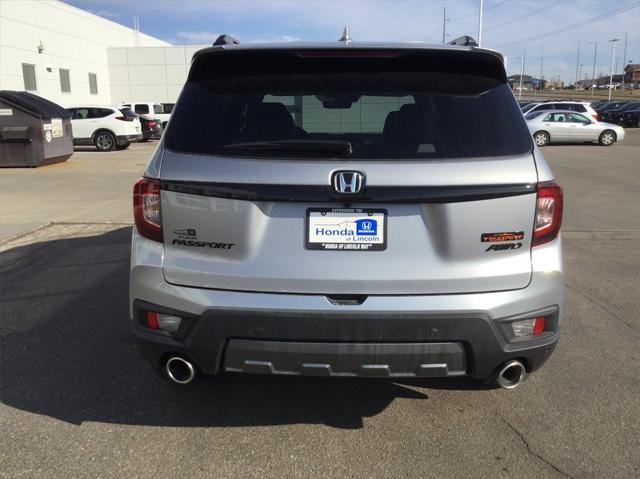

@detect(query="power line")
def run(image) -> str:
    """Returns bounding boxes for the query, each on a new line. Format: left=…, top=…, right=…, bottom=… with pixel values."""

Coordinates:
left=449, top=0, right=508, bottom=23
left=484, top=0, right=562, bottom=32
left=495, top=2, right=640, bottom=48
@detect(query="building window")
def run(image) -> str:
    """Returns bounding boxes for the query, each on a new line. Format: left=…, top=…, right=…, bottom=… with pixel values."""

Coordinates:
left=59, top=69, right=71, bottom=93
left=22, top=64, right=37, bottom=91
left=88, top=73, right=98, bottom=95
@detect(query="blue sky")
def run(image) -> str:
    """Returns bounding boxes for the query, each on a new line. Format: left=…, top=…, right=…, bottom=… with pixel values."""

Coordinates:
left=67, top=0, right=640, bottom=83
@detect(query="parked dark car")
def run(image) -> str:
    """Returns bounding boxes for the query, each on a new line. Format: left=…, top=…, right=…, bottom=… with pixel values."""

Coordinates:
left=119, top=108, right=163, bottom=141
left=621, top=105, right=640, bottom=127
left=600, top=102, right=640, bottom=123
left=595, top=101, right=629, bottom=117
left=139, top=115, right=163, bottom=140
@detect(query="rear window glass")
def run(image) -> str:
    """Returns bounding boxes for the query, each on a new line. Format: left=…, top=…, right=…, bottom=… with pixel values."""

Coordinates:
left=165, top=50, right=532, bottom=159
left=134, top=104, right=150, bottom=114
left=119, top=108, right=137, bottom=118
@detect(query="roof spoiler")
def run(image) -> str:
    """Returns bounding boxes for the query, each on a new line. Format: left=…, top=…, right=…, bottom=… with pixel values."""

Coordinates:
left=448, top=35, right=478, bottom=47
left=213, top=34, right=240, bottom=46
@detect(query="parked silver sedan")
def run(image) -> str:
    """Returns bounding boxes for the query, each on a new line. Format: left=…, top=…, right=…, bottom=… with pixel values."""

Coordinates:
left=525, top=110, right=625, bottom=146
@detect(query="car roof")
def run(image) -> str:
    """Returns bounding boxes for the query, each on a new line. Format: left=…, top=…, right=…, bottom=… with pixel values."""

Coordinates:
left=532, top=109, right=589, bottom=115
left=192, top=41, right=504, bottom=63
left=67, top=105, right=119, bottom=110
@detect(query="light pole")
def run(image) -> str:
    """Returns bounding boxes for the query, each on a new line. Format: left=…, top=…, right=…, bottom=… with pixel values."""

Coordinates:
left=442, top=7, right=447, bottom=44
left=574, top=40, right=581, bottom=86
left=608, top=38, right=619, bottom=101
left=477, top=0, right=484, bottom=47
left=539, top=46, right=544, bottom=94
left=578, top=64, right=583, bottom=88
left=621, top=32, right=628, bottom=95
left=518, top=51, right=526, bottom=100
left=589, top=41, right=597, bottom=96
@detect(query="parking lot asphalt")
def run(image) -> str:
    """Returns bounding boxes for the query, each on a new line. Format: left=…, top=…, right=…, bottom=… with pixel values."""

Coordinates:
left=1, top=135, right=639, bottom=478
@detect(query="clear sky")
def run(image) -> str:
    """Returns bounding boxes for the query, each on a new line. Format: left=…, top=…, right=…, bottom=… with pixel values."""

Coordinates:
left=66, top=0, right=640, bottom=84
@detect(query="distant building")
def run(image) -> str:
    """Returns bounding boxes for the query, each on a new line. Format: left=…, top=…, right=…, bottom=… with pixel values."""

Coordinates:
left=507, top=75, right=546, bottom=91
left=623, top=64, right=640, bottom=83
left=0, top=0, right=206, bottom=106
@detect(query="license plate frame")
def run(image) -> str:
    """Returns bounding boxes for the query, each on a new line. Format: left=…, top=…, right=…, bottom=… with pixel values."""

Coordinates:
left=305, top=208, right=387, bottom=251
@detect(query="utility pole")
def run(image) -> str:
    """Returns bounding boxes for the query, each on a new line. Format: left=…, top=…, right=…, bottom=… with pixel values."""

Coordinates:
left=621, top=32, right=628, bottom=95
left=589, top=41, right=597, bottom=96
left=442, top=7, right=447, bottom=44
left=574, top=40, right=580, bottom=87
left=477, top=0, right=484, bottom=47
left=518, top=50, right=526, bottom=101
left=608, top=38, right=619, bottom=101
left=538, top=46, right=544, bottom=94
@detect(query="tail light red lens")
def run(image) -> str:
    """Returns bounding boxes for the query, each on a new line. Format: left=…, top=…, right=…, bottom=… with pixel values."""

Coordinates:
left=133, top=178, right=163, bottom=243
left=592, top=114, right=598, bottom=120
left=115, top=116, right=134, bottom=121
left=532, top=181, right=563, bottom=247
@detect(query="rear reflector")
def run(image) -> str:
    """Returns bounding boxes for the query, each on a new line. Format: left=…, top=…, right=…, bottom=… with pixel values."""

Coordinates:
left=532, top=181, right=563, bottom=247
left=146, top=311, right=159, bottom=329
left=133, top=177, right=163, bottom=243
left=532, top=316, right=546, bottom=335
left=512, top=316, right=547, bottom=337
left=144, top=311, right=181, bottom=332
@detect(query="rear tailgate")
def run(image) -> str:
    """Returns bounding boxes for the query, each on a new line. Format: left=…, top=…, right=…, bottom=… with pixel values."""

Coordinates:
left=160, top=152, right=536, bottom=295
left=159, top=45, right=536, bottom=295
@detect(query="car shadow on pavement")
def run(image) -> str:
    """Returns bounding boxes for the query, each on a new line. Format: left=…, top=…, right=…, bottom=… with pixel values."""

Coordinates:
left=0, top=227, right=483, bottom=430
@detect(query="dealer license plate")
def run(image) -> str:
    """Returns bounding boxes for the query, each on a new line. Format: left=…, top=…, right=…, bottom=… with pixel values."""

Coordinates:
left=306, top=208, right=387, bottom=251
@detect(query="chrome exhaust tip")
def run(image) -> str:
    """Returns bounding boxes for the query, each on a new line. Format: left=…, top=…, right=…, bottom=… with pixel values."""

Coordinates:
left=165, top=356, right=196, bottom=385
left=497, top=360, right=527, bottom=389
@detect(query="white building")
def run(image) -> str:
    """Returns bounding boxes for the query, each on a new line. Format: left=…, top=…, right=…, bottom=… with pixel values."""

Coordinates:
left=0, top=0, right=205, bottom=107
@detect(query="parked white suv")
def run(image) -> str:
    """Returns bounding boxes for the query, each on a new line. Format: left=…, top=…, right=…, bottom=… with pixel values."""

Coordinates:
left=521, top=101, right=598, bottom=120
left=67, top=106, right=142, bottom=151
left=121, top=102, right=171, bottom=128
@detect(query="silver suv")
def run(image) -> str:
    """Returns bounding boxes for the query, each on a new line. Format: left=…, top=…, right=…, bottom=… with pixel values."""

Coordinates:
left=130, top=35, right=564, bottom=389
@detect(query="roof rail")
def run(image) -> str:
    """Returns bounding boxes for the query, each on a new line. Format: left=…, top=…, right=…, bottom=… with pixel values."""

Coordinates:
left=448, top=35, right=478, bottom=47
left=213, top=34, right=240, bottom=46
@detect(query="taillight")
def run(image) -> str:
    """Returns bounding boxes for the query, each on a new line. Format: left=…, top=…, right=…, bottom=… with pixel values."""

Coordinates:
left=532, top=181, right=563, bottom=247
left=592, top=114, right=598, bottom=120
left=116, top=116, right=134, bottom=121
left=133, top=178, right=163, bottom=242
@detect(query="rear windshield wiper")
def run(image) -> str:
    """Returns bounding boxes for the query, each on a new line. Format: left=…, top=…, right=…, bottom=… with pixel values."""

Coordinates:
left=221, top=140, right=353, bottom=157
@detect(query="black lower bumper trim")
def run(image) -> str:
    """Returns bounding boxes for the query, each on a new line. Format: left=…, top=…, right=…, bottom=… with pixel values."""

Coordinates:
left=132, top=301, right=559, bottom=380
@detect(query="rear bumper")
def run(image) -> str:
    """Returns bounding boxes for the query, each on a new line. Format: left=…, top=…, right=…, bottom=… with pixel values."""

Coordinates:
left=130, top=232, right=564, bottom=379
left=130, top=232, right=563, bottom=380
left=132, top=304, right=559, bottom=380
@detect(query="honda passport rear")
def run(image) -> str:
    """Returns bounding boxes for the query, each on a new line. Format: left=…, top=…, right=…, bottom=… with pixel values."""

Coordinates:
left=130, top=34, right=563, bottom=389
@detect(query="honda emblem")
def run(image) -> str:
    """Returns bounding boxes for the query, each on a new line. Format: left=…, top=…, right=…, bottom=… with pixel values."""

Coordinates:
left=332, top=171, right=364, bottom=194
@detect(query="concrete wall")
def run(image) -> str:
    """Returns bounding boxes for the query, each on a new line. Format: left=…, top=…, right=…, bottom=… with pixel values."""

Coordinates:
left=107, top=45, right=206, bottom=105
left=0, top=0, right=169, bottom=107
